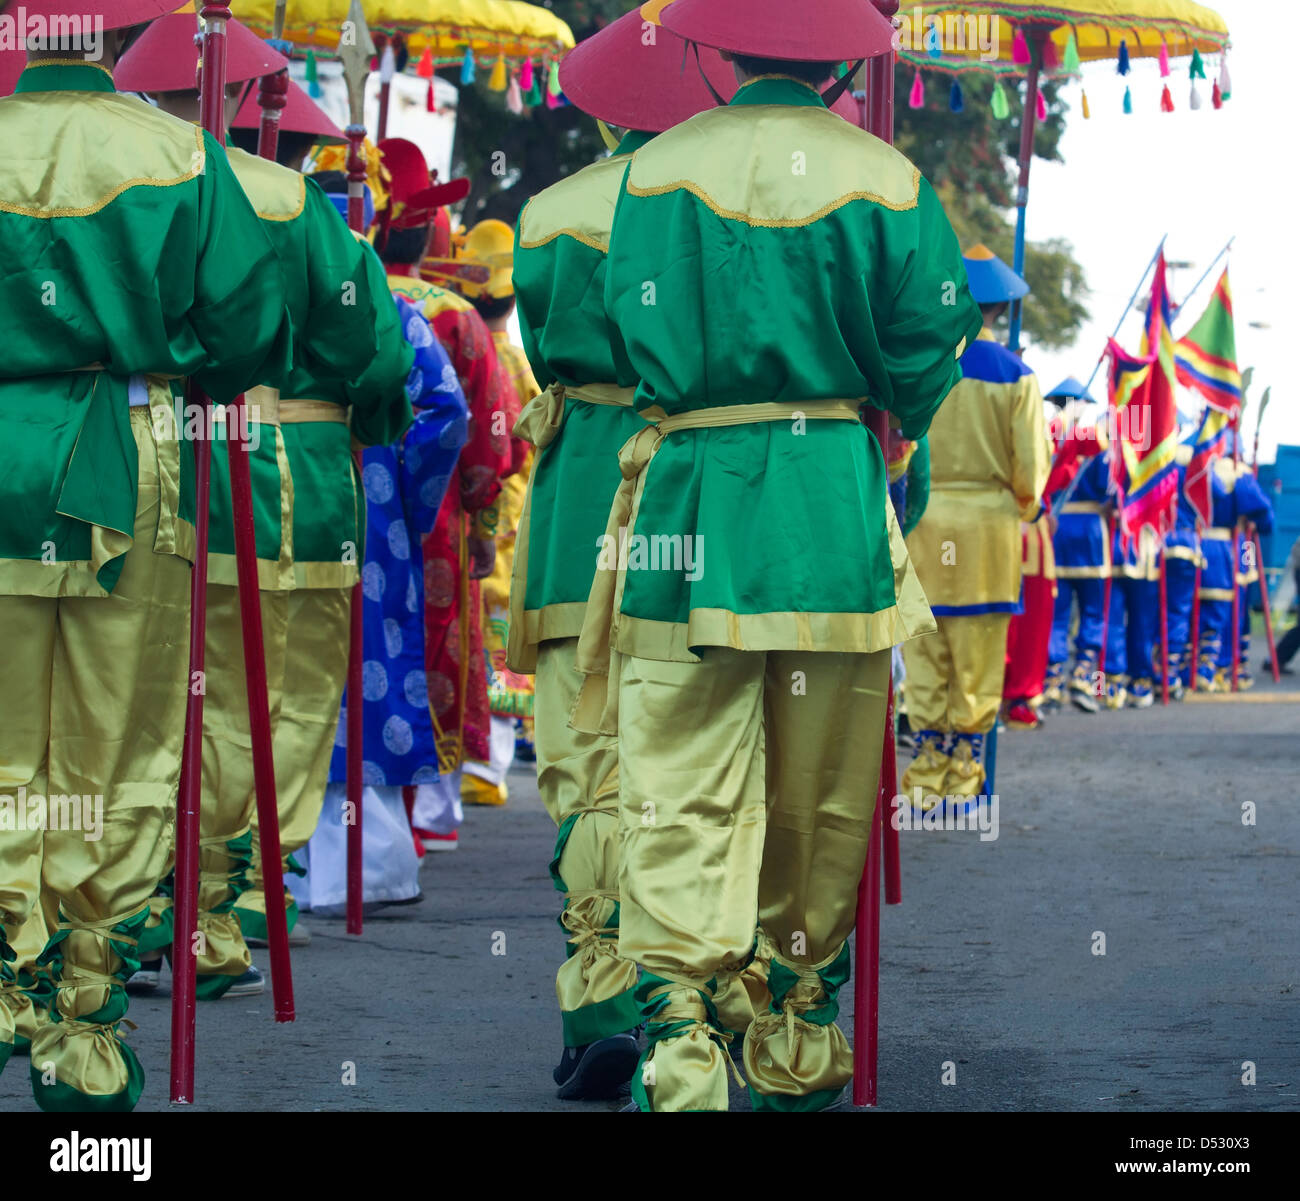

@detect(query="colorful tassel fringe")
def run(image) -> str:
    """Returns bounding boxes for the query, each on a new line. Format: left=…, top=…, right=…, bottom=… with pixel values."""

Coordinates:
left=488, top=54, right=507, bottom=92
left=1117, top=39, right=1130, bottom=76
left=1189, top=82, right=1202, bottom=111
left=1160, top=84, right=1174, bottom=113
left=1211, top=79, right=1222, bottom=109
left=1063, top=31, right=1081, bottom=74
left=1190, top=49, right=1206, bottom=80
left=506, top=77, right=523, bottom=114
left=305, top=49, right=321, bottom=98
left=1122, top=85, right=1132, bottom=114
left=547, top=60, right=561, bottom=96
left=908, top=69, right=924, bottom=108
left=1042, top=38, right=1060, bottom=71
left=1158, top=42, right=1170, bottom=78
left=926, top=21, right=942, bottom=58
left=520, top=59, right=534, bottom=91
left=1012, top=29, right=1030, bottom=65
left=990, top=79, right=1009, bottom=120
left=1218, top=56, right=1231, bottom=100
left=949, top=79, right=963, bottom=113
left=379, top=43, right=397, bottom=85
left=426, top=80, right=435, bottom=112
left=1035, top=90, right=1047, bottom=121
left=1080, top=89, right=1090, bottom=119
left=460, top=47, right=476, bottom=85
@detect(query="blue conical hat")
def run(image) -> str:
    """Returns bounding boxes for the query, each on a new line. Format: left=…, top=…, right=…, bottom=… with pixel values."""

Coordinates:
left=963, top=244, right=1030, bottom=304
left=1047, top=376, right=1094, bottom=402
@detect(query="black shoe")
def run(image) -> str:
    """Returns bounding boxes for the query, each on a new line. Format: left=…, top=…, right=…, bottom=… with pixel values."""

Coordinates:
left=1262, top=660, right=1294, bottom=676
left=554, top=1033, right=640, bottom=1101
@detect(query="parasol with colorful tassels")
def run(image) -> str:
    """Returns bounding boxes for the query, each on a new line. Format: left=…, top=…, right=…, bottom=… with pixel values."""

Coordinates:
left=242, top=0, right=575, bottom=136
left=893, top=1, right=1230, bottom=350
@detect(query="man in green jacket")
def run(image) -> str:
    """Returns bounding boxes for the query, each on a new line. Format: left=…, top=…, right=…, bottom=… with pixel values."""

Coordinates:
left=579, top=0, right=981, bottom=1111
left=115, top=10, right=414, bottom=994
left=0, top=0, right=293, bottom=1111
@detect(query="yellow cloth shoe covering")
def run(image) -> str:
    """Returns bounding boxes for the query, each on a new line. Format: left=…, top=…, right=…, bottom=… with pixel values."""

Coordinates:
left=461, top=772, right=507, bottom=806
left=235, top=588, right=348, bottom=936
left=944, top=736, right=986, bottom=801
left=536, top=640, right=638, bottom=1045
left=230, top=878, right=300, bottom=946
left=713, top=935, right=773, bottom=1039
left=30, top=910, right=148, bottom=1112
left=901, top=732, right=950, bottom=801
left=0, top=928, right=15, bottom=1073
left=745, top=943, right=854, bottom=1112
left=615, top=646, right=888, bottom=1111
left=631, top=975, right=734, bottom=1112
left=1, top=878, right=55, bottom=1064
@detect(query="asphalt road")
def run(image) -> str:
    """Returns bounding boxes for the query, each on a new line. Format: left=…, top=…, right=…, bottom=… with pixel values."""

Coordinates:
left=3, top=674, right=1297, bottom=1113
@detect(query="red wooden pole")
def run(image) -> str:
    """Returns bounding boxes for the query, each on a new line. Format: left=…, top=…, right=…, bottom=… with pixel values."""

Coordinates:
left=853, top=0, right=899, bottom=1109
left=172, top=3, right=229, bottom=1103
left=256, top=68, right=289, bottom=162
left=1254, top=528, right=1280, bottom=683
left=882, top=684, right=901, bottom=906
left=344, top=121, right=368, bottom=937
left=171, top=383, right=209, bottom=1105
left=1190, top=532, right=1203, bottom=691
left=199, top=3, right=295, bottom=1023
left=1230, top=529, right=1241, bottom=692
left=1159, top=550, right=1171, bottom=706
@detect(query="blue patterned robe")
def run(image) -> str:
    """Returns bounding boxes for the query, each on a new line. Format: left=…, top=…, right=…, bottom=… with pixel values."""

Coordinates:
left=329, top=297, right=468, bottom=787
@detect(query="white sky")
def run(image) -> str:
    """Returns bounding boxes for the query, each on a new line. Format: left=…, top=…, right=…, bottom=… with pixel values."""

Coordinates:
left=1024, top=0, right=1294, bottom=462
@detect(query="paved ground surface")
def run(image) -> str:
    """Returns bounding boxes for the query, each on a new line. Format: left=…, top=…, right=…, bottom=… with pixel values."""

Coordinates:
left=3, top=672, right=1297, bottom=1113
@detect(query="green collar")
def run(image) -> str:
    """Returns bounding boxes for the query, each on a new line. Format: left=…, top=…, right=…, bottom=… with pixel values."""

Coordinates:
left=616, top=129, right=656, bottom=156
left=15, top=59, right=117, bottom=95
left=729, top=75, right=827, bottom=110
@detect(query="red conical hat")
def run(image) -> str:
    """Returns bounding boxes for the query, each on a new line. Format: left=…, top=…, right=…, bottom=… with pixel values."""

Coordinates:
left=653, top=0, right=896, bottom=62
left=115, top=7, right=287, bottom=93
left=559, top=7, right=735, bottom=133
left=0, top=47, right=24, bottom=96
left=0, top=1, right=186, bottom=33
left=232, top=75, right=344, bottom=144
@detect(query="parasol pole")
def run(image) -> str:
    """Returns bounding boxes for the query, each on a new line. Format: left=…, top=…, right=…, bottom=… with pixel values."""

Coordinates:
left=256, top=0, right=290, bottom=161
left=1008, top=22, right=1054, bottom=353
left=340, top=0, right=376, bottom=937
left=1190, top=523, right=1203, bottom=691
left=854, top=0, right=900, bottom=1111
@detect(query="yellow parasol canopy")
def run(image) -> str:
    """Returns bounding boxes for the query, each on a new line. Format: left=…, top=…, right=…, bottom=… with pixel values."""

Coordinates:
left=241, top=0, right=574, bottom=62
left=898, top=0, right=1229, bottom=75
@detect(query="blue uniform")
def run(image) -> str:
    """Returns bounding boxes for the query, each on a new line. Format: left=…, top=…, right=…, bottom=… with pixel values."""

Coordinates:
left=1104, top=523, right=1161, bottom=703
left=1049, top=451, right=1115, bottom=690
left=1197, top=464, right=1273, bottom=685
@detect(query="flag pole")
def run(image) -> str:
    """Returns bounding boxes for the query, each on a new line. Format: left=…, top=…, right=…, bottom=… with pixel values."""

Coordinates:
left=1159, top=550, right=1171, bottom=706
left=854, top=0, right=900, bottom=1110
left=1171, top=236, right=1235, bottom=324
left=1190, top=531, right=1203, bottom=691
left=255, top=0, right=290, bottom=162
left=1253, top=526, right=1280, bottom=683
left=1230, top=416, right=1242, bottom=692
left=340, top=0, right=376, bottom=937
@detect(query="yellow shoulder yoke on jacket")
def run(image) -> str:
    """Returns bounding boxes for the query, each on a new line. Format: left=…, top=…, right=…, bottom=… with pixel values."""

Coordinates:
left=227, top=145, right=307, bottom=223
left=626, top=104, right=920, bottom=228
left=518, top=153, right=630, bottom=254
left=0, top=92, right=205, bottom=219
left=388, top=274, right=473, bottom=317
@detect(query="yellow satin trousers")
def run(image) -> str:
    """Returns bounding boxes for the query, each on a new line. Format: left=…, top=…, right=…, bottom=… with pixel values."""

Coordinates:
left=236, top=587, right=350, bottom=934
left=616, top=647, right=889, bottom=1112
left=533, top=639, right=639, bottom=1045
left=902, top=613, right=1011, bottom=735
left=0, top=409, right=189, bottom=1108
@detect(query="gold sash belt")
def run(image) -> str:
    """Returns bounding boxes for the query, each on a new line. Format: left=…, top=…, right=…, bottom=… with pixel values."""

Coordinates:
left=236, top=387, right=348, bottom=427
left=570, top=398, right=863, bottom=735
left=513, top=380, right=638, bottom=449
left=1202, top=526, right=1233, bottom=541
left=1063, top=501, right=1108, bottom=515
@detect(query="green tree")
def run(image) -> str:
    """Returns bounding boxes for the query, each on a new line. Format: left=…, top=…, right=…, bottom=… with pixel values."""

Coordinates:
left=894, top=70, right=1089, bottom=349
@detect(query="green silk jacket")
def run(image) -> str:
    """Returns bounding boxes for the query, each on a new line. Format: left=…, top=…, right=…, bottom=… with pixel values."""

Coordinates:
left=0, top=60, right=292, bottom=597
left=600, top=76, right=984, bottom=659
left=509, top=130, right=656, bottom=669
